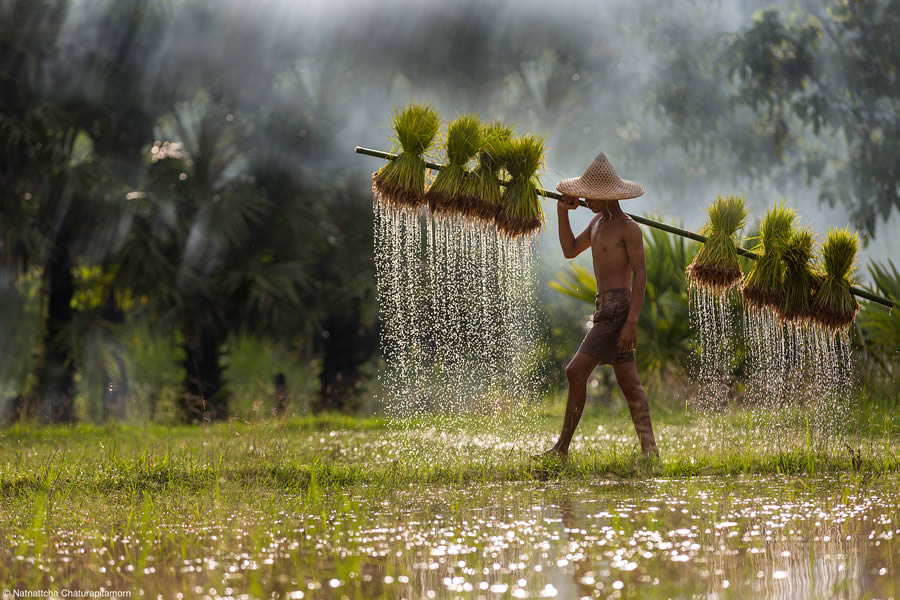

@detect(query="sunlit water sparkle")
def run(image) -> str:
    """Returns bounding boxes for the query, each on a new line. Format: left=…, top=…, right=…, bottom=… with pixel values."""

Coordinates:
left=688, top=285, right=740, bottom=413
left=372, top=180, right=544, bottom=456
left=686, top=286, right=858, bottom=449
left=5, top=472, right=897, bottom=600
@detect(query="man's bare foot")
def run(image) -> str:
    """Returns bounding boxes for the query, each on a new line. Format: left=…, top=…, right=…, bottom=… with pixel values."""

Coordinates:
left=640, top=447, right=660, bottom=459
left=531, top=446, right=568, bottom=461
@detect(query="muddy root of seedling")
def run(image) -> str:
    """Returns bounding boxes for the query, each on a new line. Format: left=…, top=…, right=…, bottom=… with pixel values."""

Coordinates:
left=741, top=284, right=784, bottom=312
left=686, top=262, right=742, bottom=291
left=426, top=189, right=458, bottom=216
left=374, top=173, right=425, bottom=209
left=809, top=304, right=859, bottom=332
left=496, top=215, right=541, bottom=239
left=456, top=193, right=500, bottom=222
left=776, top=304, right=815, bottom=323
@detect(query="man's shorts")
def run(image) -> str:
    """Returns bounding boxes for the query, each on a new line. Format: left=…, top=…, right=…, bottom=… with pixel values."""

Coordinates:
left=577, top=287, right=636, bottom=364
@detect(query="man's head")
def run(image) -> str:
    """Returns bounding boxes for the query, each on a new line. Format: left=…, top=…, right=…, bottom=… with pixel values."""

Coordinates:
left=556, top=153, right=644, bottom=207
left=584, top=198, right=621, bottom=214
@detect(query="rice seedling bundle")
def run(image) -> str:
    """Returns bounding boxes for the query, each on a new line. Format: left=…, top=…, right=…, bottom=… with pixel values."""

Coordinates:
left=686, top=194, right=748, bottom=292
left=778, top=227, right=818, bottom=322
left=373, top=103, right=441, bottom=209
left=425, top=114, right=483, bottom=217
left=494, top=134, right=545, bottom=238
left=810, top=227, right=859, bottom=331
left=741, top=204, right=796, bottom=312
left=457, top=121, right=514, bottom=222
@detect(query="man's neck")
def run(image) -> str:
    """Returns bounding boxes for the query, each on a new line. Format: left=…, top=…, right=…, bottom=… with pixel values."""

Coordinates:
left=601, top=200, right=625, bottom=218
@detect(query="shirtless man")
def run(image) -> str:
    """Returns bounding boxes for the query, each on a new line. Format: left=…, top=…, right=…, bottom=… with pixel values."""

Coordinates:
left=540, top=153, right=659, bottom=458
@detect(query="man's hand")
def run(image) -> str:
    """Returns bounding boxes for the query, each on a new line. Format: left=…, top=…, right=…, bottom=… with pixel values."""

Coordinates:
left=558, top=195, right=579, bottom=210
left=618, top=320, right=638, bottom=354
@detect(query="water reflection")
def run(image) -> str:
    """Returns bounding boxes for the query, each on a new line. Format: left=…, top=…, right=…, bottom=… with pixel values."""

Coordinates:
left=1, top=476, right=897, bottom=599
left=315, top=477, right=896, bottom=599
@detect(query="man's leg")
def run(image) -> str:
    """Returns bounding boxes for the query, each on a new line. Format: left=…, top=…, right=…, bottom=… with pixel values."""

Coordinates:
left=612, top=361, right=658, bottom=456
left=544, top=351, right=600, bottom=457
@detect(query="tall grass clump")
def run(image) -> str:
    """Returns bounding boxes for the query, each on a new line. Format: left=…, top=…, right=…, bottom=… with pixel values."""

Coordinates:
left=494, top=134, right=545, bottom=238
left=457, top=120, right=514, bottom=222
left=373, top=103, right=441, bottom=209
left=686, top=194, right=748, bottom=292
left=426, top=113, right=483, bottom=217
left=778, top=227, right=818, bottom=322
left=741, top=203, right=796, bottom=313
left=811, top=227, right=860, bottom=331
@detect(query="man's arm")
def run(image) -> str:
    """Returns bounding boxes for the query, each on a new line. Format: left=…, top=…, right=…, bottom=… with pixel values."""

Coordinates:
left=619, top=220, right=646, bottom=352
left=557, top=195, right=592, bottom=259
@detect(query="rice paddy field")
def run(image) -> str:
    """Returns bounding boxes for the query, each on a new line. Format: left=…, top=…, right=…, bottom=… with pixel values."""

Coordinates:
left=2, top=403, right=898, bottom=600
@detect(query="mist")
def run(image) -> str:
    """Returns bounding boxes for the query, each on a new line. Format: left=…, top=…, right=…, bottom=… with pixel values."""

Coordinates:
left=47, top=0, right=895, bottom=281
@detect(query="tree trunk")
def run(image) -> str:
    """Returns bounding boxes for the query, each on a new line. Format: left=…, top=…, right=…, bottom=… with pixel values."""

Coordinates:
left=101, top=357, right=128, bottom=421
left=36, top=241, right=77, bottom=423
left=316, top=299, right=377, bottom=412
left=100, top=293, right=128, bottom=421
left=179, top=322, right=228, bottom=423
left=273, top=372, right=288, bottom=416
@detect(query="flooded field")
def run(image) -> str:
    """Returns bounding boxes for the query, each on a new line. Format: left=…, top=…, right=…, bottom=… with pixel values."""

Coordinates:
left=1, top=415, right=898, bottom=599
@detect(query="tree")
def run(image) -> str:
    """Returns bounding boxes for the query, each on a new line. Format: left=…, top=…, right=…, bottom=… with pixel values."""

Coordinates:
left=1, top=0, right=172, bottom=422
left=655, top=1, right=900, bottom=239
left=113, top=93, right=318, bottom=422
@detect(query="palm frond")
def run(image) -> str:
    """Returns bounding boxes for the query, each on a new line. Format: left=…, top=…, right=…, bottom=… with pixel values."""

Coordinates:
left=548, top=262, right=596, bottom=303
left=857, top=259, right=900, bottom=367
left=203, top=188, right=271, bottom=250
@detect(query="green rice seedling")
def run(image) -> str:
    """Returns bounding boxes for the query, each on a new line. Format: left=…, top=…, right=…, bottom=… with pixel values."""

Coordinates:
left=741, top=203, right=796, bottom=312
left=778, top=227, right=818, bottom=322
left=811, top=227, right=860, bottom=331
left=686, top=194, right=748, bottom=292
left=494, top=134, right=545, bottom=238
left=373, top=103, right=441, bottom=209
left=457, top=121, right=514, bottom=222
left=425, top=113, right=482, bottom=217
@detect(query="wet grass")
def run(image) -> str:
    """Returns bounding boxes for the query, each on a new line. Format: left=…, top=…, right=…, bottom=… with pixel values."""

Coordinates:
left=0, top=403, right=897, bottom=497
left=1, top=402, right=898, bottom=598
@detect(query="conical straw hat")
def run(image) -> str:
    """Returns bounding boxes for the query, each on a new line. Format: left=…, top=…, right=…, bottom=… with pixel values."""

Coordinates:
left=557, top=153, right=644, bottom=200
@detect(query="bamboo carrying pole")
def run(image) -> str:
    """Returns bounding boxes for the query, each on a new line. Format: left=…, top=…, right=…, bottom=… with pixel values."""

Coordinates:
left=356, top=146, right=894, bottom=310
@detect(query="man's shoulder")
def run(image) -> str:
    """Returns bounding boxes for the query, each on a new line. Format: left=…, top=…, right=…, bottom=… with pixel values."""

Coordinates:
left=621, top=216, right=642, bottom=235
left=614, top=217, right=642, bottom=243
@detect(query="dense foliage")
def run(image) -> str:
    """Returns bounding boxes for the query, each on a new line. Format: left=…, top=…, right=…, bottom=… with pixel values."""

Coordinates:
left=656, top=1, right=900, bottom=238
left=0, top=1, right=376, bottom=422
left=1, top=0, right=897, bottom=422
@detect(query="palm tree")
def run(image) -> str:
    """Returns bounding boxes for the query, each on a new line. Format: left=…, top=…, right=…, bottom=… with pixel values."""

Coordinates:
left=856, top=260, right=900, bottom=377
left=1, top=0, right=174, bottom=422
left=113, top=92, right=314, bottom=422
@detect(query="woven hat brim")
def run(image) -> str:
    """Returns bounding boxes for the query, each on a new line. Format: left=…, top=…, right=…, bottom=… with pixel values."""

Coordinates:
left=556, top=176, right=644, bottom=200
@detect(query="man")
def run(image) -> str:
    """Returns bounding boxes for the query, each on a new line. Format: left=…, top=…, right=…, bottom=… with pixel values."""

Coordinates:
left=539, top=153, right=658, bottom=458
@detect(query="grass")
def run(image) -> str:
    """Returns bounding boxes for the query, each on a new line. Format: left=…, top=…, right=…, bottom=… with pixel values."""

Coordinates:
left=495, top=134, right=545, bottom=238
left=2, top=401, right=897, bottom=498
left=742, top=202, right=796, bottom=312
left=812, top=227, right=860, bottom=331
left=686, top=194, right=748, bottom=291
left=2, top=400, right=899, bottom=597
left=374, top=103, right=441, bottom=208
left=426, top=113, right=482, bottom=217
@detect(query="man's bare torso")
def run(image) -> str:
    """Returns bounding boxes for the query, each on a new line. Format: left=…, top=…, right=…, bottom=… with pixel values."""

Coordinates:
left=588, top=213, right=635, bottom=293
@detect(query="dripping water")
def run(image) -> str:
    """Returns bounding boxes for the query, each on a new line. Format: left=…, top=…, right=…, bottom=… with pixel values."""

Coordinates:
left=372, top=181, right=544, bottom=459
